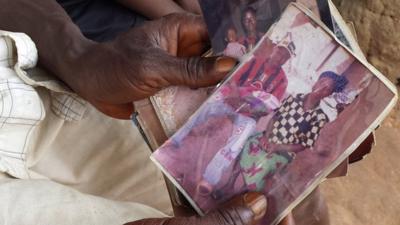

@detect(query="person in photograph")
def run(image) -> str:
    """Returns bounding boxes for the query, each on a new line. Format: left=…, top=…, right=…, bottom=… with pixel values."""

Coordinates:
left=170, top=38, right=295, bottom=149
left=193, top=88, right=282, bottom=197
left=223, top=26, right=247, bottom=59
left=169, top=53, right=294, bottom=197
left=189, top=39, right=294, bottom=197
left=228, top=0, right=292, bottom=39
left=237, top=71, right=349, bottom=192
left=237, top=37, right=295, bottom=102
left=239, top=7, right=264, bottom=51
left=169, top=81, right=281, bottom=196
left=271, top=13, right=333, bottom=94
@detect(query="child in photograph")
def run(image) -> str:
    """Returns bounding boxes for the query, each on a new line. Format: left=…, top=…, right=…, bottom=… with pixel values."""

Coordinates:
left=223, top=26, right=247, bottom=59
left=169, top=81, right=281, bottom=196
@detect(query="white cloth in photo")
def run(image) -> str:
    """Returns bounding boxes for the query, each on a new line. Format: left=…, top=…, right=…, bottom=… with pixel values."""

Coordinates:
left=334, top=89, right=359, bottom=105
left=270, top=22, right=334, bottom=95
left=203, top=113, right=256, bottom=185
left=319, top=97, right=338, bottom=122
left=223, top=42, right=247, bottom=59
left=0, top=30, right=172, bottom=225
left=319, top=89, right=360, bottom=122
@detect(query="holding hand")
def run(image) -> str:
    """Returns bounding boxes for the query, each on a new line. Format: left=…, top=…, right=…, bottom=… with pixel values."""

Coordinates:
left=124, top=193, right=293, bottom=225
left=60, top=14, right=236, bottom=119
left=0, top=1, right=236, bottom=119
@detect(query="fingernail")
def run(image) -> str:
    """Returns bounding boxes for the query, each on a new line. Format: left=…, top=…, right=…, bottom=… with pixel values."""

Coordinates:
left=215, top=57, right=237, bottom=73
left=243, top=193, right=267, bottom=221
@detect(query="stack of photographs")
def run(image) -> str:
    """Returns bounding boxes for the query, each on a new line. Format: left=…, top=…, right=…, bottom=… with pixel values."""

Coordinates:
left=146, top=0, right=361, bottom=140
left=149, top=3, right=397, bottom=225
left=131, top=0, right=397, bottom=223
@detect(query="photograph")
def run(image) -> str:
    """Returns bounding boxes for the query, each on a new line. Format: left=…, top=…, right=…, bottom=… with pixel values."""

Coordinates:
left=151, top=86, right=212, bottom=137
left=149, top=0, right=339, bottom=140
left=151, top=4, right=396, bottom=225
left=198, top=0, right=331, bottom=56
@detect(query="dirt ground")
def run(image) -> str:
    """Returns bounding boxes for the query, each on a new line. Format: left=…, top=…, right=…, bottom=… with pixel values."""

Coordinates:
left=321, top=124, right=400, bottom=225
left=320, top=1, right=400, bottom=224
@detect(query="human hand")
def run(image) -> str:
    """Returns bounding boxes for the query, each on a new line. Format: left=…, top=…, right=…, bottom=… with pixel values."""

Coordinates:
left=0, top=1, right=236, bottom=119
left=125, top=192, right=293, bottom=225
left=174, top=0, right=202, bottom=14
left=125, top=193, right=266, bottom=225
left=62, top=13, right=236, bottom=119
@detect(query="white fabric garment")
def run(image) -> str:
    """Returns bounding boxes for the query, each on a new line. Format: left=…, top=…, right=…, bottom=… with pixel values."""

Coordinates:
left=0, top=30, right=172, bottom=225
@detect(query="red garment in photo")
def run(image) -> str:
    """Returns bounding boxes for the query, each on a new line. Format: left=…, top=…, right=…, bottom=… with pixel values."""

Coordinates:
left=233, top=57, right=288, bottom=101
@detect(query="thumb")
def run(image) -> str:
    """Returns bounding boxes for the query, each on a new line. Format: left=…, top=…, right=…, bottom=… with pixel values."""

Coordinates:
left=126, top=193, right=266, bottom=225
left=200, top=192, right=267, bottom=225
left=278, top=213, right=296, bottom=225
left=164, top=55, right=237, bottom=88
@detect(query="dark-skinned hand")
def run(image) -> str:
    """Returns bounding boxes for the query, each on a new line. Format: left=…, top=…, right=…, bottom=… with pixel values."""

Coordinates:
left=174, top=0, right=202, bottom=14
left=67, top=13, right=236, bottom=119
left=0, top=0, right=236, bottom=119
left=124, top=192, right=294, bottom=225
left=0, top=2, right=374, bottom=225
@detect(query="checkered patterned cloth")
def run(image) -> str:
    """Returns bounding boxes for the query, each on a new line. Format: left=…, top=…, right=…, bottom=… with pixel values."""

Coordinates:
left=269, top=94, right=328, bottom=148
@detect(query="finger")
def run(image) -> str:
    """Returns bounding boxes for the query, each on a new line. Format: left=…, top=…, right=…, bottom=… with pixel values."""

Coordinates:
left=212, top=192, right=267, bottom=225
left=199, top=192, right=267, bottom=225
left=175, top=14, right=210, bottom=57
left=130, top=13, right=209, bottom=57
left=91, top=100, right=134, bottom=120
left=125, top=193, right=266, bottom=225
left=176, top=0, right=202, bottom=14
left=164, top=55, right=237, bottom=88
left=278, top=213, right=295, bottom=225
left=157, top=13, right=209, bottom=57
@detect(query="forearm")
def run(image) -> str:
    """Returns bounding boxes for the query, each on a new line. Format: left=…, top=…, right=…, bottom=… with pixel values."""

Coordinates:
left=0, top=0, right=94, bottom=82
left=117, top=0, right=185, bottom=19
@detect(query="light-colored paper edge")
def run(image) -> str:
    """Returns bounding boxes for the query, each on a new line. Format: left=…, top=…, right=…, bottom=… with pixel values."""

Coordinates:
left=327, top=0, right=379, bottom=159
left=272, top=3, right=398, bottom=224
left=151, top=2, right=398, bottom=222
left=293, top=2, right=397, bottom=95
left=150, top=154, right=206, bottom=216
left=134, top=107, right=161, bottom=151
left=327, top=0, right=366, bottom=60
left=272, top=99, right=397, bottom=225
left=149, top=96, right=175, bottom=136
left=148, top=1, right=338, bottom=138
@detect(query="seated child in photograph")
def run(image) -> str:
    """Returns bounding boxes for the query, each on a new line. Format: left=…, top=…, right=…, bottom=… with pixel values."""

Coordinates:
left=193, top=39, right=297, bottom=197
left=223, top=27, right=247, bottom=59
left=171, top=81, right=281, bottom=198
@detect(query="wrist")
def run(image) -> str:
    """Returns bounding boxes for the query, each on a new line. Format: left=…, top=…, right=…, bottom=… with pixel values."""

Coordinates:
left=40, top=18, right=95, bottom=85
left=0, top=0, right=96, bottom=87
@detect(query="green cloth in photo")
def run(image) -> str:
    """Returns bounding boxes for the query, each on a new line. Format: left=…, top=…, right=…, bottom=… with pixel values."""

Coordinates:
left=240, top=132, right=293, bottom=191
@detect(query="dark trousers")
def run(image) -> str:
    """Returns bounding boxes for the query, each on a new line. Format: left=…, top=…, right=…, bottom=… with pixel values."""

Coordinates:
left=57, top=0, right=146, bottom=42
